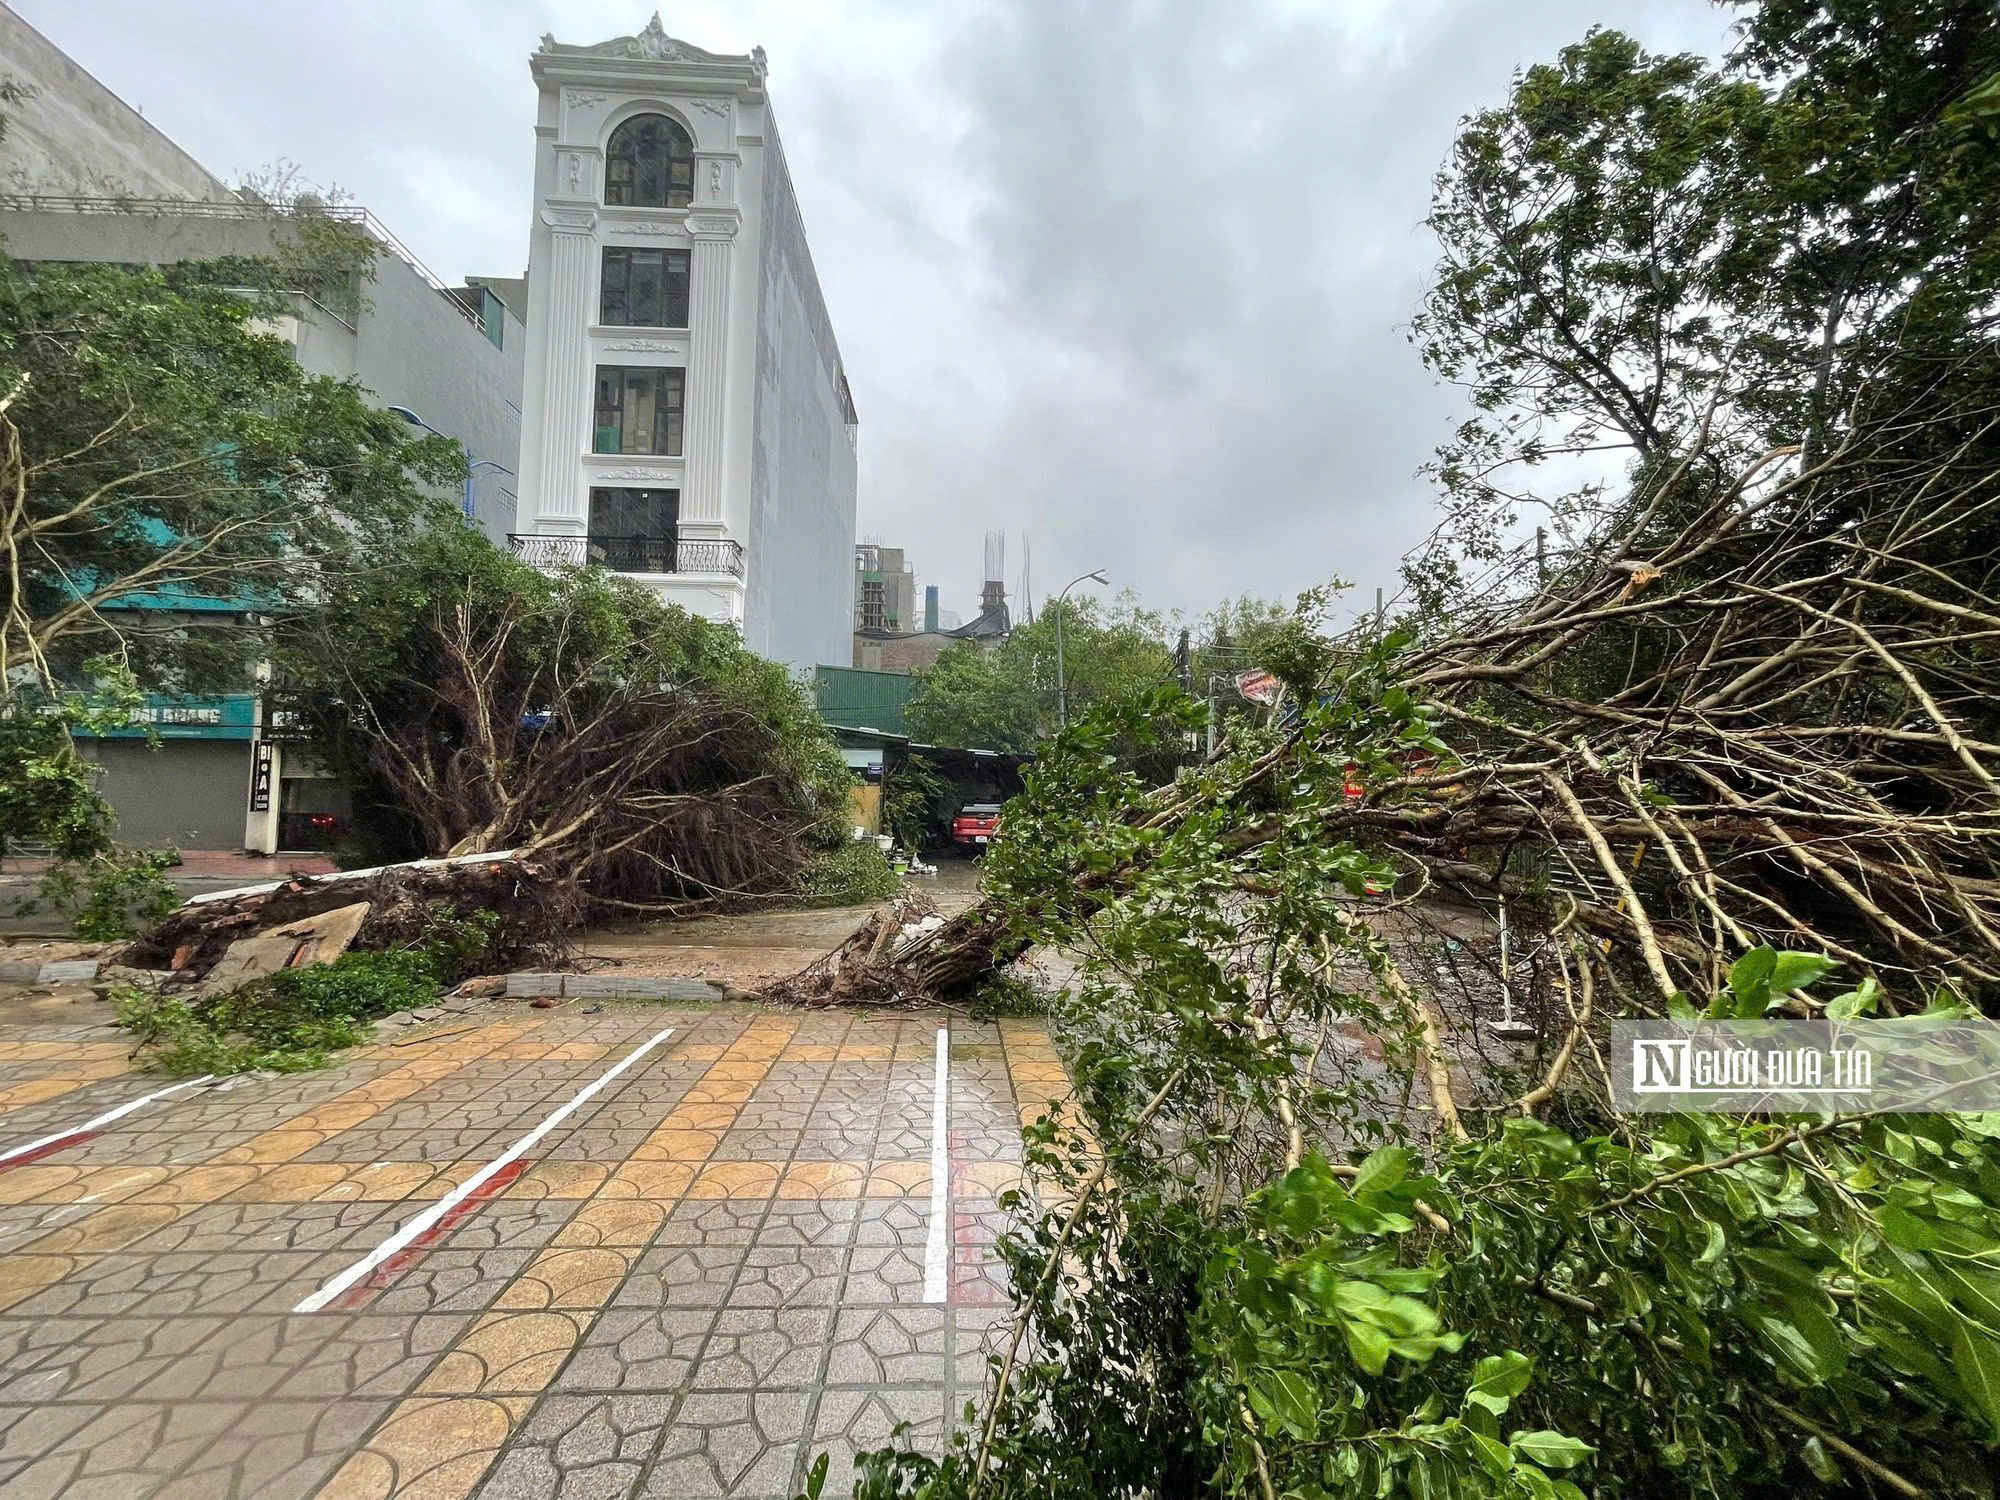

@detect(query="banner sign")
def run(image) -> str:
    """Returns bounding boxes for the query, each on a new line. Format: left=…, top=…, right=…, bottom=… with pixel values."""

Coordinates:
left=1235, top=669, right=1280, bottom=705
left=248, top=740, right=275, bottom=813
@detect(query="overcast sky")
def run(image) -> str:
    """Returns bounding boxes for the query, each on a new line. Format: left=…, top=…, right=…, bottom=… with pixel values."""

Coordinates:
left=24, top=0, right=1733, bottom=624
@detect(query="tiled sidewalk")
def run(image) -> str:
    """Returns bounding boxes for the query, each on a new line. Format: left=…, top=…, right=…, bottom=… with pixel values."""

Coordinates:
left=0, top=1000, right=1067, bottom=1499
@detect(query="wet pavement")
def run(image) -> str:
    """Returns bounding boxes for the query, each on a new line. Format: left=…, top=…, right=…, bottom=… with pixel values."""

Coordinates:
left=0, top=992, right=1066, bottom=1499
left=576, top=859, right=986, bottom=991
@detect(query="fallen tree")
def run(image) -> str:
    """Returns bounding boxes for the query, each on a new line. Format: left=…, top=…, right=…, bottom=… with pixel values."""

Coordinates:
left=122, top=851, right=574, bottom=978
left=820, top=7, right=2000, bottom=1495
left=278, top=526, right=871, bottom=919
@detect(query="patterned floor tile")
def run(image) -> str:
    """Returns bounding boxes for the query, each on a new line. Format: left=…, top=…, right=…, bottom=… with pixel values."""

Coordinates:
left=0, top=1003, right=1062, bottom=1497
left=469, top=1394, right=675, bottom=1500
left=637, top=1389, right=809, bottom=1498
left=553, top=1307, right=716, bottom=1393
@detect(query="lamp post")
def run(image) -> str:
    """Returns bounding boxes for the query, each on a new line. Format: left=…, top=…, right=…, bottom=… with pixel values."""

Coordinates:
left=388, top=406, right=513, bottom=523
left=1053, top=568, right=1108, bottom=729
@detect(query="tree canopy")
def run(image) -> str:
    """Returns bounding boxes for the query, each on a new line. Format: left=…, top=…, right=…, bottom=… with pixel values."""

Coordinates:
left=0, top=244, right=458, bottom=909
left=904, top=592, right=1295, bottom=753
left=1408, top=0, right=2000, bottom=608
left=0, top=250, right=460, bottom=696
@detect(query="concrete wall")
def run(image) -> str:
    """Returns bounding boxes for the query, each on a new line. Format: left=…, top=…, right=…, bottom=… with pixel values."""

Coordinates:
left=346, top=257, right=525, bottom=548
left=0, top=205, right=526, bottom=544
left=853, top=631, right=954, bottom=675
left=75, top=740, right=249, bottom=850
left=0, top=2, right=230, bottom=199
left=745, top=112, right=858, bottom=675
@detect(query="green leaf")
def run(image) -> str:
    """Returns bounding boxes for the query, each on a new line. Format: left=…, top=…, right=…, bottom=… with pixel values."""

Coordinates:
left=1728, top=947, right=1777, bottom=1016
left=1879, top=1204, right=1944, bottom=1252
left=1467, top=1430, right=1513, bottom=1478
left=1466, top=1350, right=1535, bottom=1414
left=1826, top=976, right=1879, bottom=1019
left=1510, top=1430, right=1594, bottom=1469
left=1696, top=1218, right=1728, bottom=1267
left=1251, top=1371, right=1319, bottom=1440
left=1950, top=1322, right=2000, bottom=1433
left=1750, top=1307, right=1845, bottom=1383
left=1345, top=1320, right=1391, bottom=1376
left=1767, top=952, right=1834, bottom=995
left=1350, top=1146, right=1413, bottom=1196
left=1800, top=1438, right=1840, bottom=1484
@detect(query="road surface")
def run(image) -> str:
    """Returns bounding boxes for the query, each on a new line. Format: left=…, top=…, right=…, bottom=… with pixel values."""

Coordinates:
left=0, top=989, right=1066, bottom=1499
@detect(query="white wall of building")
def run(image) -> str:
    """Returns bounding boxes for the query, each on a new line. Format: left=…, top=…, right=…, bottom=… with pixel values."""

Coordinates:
left=514, top=18, right=857, bottom=673
left=744, top=120, right=859, bottom=673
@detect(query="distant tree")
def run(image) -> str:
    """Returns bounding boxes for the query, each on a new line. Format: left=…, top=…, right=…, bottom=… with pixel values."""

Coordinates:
left=906, top=594, right=1180, bottom=752
left=905, top=590, right=1311, bottom=756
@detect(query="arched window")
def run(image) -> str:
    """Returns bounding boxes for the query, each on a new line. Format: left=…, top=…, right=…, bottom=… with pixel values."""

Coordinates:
left=604, top=114, right=695, bottom=208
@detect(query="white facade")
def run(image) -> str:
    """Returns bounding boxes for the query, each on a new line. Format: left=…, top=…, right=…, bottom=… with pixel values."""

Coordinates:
left=515, top=15, right=860, bottom=673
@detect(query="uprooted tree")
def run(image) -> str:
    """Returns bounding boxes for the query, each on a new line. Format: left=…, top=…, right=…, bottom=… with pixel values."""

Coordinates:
left=811, top=5, right=2000, bottom=1497
left=280, top=525, right=871, bottom=916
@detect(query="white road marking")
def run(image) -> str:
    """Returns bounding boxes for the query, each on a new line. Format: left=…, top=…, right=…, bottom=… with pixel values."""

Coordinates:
left=293, top=1025, right=676, bottom=1313
left=0, top=1074, right=214, bottom=1162
left=924, top=1025, right=950, bottom=1303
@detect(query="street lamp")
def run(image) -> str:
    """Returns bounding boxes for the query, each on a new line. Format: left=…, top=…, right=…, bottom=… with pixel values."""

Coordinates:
left=1053, top=568, right=1108, bottom=729
left=388, top=406, right=513, bottom=523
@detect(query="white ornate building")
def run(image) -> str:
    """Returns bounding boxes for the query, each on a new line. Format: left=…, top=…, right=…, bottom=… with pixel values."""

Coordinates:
left=512, top=14, right=860, bottom=672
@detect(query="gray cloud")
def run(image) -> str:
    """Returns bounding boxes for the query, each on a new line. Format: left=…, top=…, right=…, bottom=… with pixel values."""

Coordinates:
left=23, top=0, right=1732, bottom=626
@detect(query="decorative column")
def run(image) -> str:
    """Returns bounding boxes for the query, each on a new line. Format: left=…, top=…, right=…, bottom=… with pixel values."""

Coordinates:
left=681, top=212, right=740, bottom=531
left=536, top=207, right=599, bottom=534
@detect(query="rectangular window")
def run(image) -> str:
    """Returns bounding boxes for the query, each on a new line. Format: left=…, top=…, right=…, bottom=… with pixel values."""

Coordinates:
left=588, top=487, right=679, bottom=573
left=600, top=247, right=689, bottom=328
left=593, top=365, right=685, bottom=456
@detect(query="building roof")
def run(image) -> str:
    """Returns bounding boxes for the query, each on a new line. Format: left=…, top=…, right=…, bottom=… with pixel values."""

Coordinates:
left=536, top=12, right=760, bottom=71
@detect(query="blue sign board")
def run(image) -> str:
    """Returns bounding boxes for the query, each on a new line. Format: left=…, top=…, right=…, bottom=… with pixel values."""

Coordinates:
left=75, top=693, right=260, bottom=741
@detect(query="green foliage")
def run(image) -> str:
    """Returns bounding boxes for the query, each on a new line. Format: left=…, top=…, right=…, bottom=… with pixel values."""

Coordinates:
left=0, top=249, right=461, bottom=692
left=413, top=904, right=504, bottom=985
left=34, top=848, right=179, bottom=941
left=964, top=971, right=1050, bottom=1021
left=1408, top=1, right=2000, bottom=612
left=796, top=842, right=900, bottom=908
left=881, top=755, right=954, bottom=852
left=903, top=588, right=1321, bottom=770
left=0, top=240, right=453, bottom=931
left=116, top=938, right=469, bottom=1076
left=1, top=659, right=178, bottom=937
left=836, top=672, right=2000, bottom=1499
left=905, top=594, right=1184, bottom=752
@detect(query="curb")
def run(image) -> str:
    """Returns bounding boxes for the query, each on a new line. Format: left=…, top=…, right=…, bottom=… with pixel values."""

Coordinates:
left=504, top=973, right=732, bottom=1001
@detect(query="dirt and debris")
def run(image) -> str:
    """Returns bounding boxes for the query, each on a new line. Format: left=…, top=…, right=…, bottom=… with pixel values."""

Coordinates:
left=123, top=853, right=573, bottom=980
left=198, top=902, right=370, bottom=994
left=762, top=887, right=946, bottom=1008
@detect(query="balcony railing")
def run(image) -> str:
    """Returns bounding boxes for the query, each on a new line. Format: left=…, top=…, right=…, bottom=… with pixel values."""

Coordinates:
left=509, top=534, right=745, bottom=577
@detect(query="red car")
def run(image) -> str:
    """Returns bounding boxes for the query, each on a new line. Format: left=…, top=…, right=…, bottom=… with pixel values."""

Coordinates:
left=951, top=802, right=1002, bottom=849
